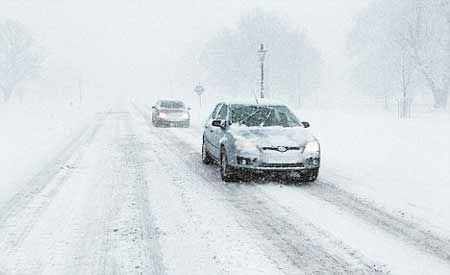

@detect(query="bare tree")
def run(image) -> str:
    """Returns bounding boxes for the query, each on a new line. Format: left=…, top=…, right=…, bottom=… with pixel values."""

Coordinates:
left=402, top=0, right=449, bottom=109
left=350, top=0, right=450, bottom=110
left=197, top=11, right=322, bottom=101
left=0, top=20, right=42, bottom=103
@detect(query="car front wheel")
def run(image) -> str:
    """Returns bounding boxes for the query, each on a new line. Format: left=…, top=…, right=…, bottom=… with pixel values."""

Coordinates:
left=302, top=168, right=319, bottom=182
left=220, top=149, right=237, bottom=182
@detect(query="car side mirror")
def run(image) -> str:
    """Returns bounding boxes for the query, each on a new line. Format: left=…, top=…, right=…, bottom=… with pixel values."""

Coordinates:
left=302, top=121, right=310, bottom=128
left=151, top=106, right=156, bottom=109
left=212, top=119, right=228, bottom=129
left=211, top=119, right=222, bottom=127
left=187, top=107, right=191, bottom=111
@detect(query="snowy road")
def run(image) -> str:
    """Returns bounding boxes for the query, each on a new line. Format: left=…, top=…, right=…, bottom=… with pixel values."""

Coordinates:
left=1, top=105, right=450, bottom=275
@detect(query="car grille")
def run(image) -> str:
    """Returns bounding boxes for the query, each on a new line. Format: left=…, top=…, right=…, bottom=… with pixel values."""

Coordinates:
left=262, top=146, right=301, bottom=151
left=259, top=163, right=304, bottom=168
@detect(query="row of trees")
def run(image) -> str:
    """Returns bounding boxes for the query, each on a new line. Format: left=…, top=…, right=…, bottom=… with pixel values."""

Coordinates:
left=0, top=20, right=42, bottom=103
left=350, top=0, right=450, bottom=110
left=188, top=11, right=322, bottom=105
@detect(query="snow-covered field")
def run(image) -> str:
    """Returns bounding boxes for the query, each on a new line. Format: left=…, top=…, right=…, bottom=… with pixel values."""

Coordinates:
left=300, top=107, right=450, bottom=234
left=0, top=102, right=449, bottom=274
left=0, top=102, right=98, bottom=209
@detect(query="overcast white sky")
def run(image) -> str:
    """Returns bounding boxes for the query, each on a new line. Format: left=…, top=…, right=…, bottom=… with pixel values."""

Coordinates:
left=0, top=0, right=371, bottom=99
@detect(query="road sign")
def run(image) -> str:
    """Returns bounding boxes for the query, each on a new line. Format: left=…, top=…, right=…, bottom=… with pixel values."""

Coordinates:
left=194, top=85, right=205, bottom=96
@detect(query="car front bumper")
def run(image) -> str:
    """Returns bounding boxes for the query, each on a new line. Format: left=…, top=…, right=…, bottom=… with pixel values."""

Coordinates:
left=233, top=156, right=320, bottom=172
left=231, top=147, right=320, bottom=172
left=155, top=118, right=190, bottom=126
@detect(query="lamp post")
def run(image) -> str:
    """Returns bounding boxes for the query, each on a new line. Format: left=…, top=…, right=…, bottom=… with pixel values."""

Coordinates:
left=257, top=43, right=268, bottom=98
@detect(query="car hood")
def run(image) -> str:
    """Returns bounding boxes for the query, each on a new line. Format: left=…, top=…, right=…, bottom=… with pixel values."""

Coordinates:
left=229, top=126, right=314, bottom=148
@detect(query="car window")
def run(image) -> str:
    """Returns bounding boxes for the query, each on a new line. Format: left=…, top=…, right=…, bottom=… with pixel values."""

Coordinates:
left=216, top=104, right=228, bottom=120
left=230, top=104, right=300, bottom=127
left=211, top=104, right=222, bottom=119
left=160, top=100, right=184, bottom=109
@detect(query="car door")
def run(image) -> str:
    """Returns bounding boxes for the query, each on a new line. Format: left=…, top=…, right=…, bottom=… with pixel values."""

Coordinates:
left=204, top=103, right=222, bottom=158
left=209, top=104, right=228, bottom=158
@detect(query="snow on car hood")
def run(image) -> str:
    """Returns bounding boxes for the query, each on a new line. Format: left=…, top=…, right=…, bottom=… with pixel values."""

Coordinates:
left=229, top=125, right=313, bottom=147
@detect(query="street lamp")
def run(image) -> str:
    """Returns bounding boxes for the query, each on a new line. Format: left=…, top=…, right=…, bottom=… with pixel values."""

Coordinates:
left=257, top=43, right=268, bottom=98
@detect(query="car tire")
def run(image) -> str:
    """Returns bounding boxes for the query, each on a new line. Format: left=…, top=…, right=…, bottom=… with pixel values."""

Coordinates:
left=302, top=168, right=319, bottom=182
left=220, top=148, right=237, bottom=182
left=202, top=138, right=214, bottom=165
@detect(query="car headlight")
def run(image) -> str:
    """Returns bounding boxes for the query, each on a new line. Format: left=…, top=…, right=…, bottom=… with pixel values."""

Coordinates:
left=159, top=112, right=167, bottom=118
left=236, top=140, right=259, bottom=152
left=180, top=112, right=189, bottom=119
left=304, top=141, right=320, bottom=153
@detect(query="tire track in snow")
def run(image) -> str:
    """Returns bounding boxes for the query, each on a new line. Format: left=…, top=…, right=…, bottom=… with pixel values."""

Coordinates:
left=301, top=180, right=450, bottom=263
left=134, top=104, right=388, bottom=275
left=0, top=116, right=103, bottom=260
left=112, top=111, right=166, bottom=275
left=143, top=131, right=229, bottom=275
left=68, top=112, right=125, bottom=275
left=71, top=111, right=166, bottom=275
left=4, top=111, right=165, bottom=275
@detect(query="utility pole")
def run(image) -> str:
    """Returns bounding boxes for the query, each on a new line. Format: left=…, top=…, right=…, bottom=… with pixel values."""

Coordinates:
left=257, top=43, right=268, bottom=98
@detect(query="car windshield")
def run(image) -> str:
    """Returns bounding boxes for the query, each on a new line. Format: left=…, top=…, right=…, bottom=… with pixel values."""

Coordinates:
left=230, top=104, right=301, bottom=127
left=160, top=100, right=184, bottom=109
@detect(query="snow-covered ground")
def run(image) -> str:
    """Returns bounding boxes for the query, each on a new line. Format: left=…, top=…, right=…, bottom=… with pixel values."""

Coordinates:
left=299, top=107, right=450, bottom=235
left=0, top=102, right=449, bottom=274
left=0, top=102, right=99, bottom=209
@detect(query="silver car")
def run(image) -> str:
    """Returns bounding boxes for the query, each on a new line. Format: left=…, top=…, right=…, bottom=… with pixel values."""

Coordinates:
left=202, top=100, right=320, bottom=182
left=151, top=99, right=190, bottom=127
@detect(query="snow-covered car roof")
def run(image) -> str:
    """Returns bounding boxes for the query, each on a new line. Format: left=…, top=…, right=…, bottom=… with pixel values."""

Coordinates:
left=223, top=98, right=286, bottom=106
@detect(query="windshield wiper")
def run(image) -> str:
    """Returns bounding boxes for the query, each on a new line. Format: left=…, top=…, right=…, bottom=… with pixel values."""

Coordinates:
left=261, top=108, right=273, bottom=126
left=237, top=108, right=265, bottom=125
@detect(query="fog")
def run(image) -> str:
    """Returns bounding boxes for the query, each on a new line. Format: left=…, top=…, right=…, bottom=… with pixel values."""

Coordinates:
left=2, top=1, right=450, bottom=274
left=0, top=0, right=369, bottom=105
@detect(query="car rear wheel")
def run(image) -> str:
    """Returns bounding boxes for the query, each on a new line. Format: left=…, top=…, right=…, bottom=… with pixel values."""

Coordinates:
left=202, top=139, right=214, bottom=165
left=220, top=149, right=237, bottom=182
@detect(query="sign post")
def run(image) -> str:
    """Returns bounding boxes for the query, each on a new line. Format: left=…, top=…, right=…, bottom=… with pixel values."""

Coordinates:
left=194, top=84, right=205, bottom=108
